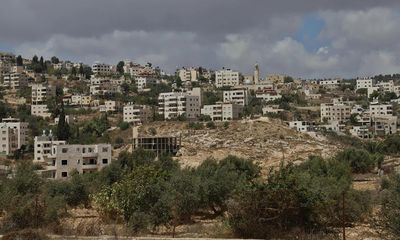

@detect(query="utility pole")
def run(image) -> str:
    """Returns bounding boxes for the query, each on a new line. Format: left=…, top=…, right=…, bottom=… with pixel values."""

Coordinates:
left=342, top=191, right=346, bottom=240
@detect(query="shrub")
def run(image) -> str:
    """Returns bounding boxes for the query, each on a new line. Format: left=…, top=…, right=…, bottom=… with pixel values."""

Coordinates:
left=335, top=148, right=376, bottom=173
left=383, top=135, right=400, bottom=155
left=119, top=121, right=130, bottom=131
left=380, top=174, right=400, bottom=236
left=187, top=122, right=203, bottom=130
left=227, top=157, right=371, bottom=238
left=206, top=121, right=216, bottom=129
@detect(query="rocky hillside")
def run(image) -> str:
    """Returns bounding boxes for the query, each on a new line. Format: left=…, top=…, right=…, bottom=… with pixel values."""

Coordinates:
left=139, top=117, right=339, bottom=170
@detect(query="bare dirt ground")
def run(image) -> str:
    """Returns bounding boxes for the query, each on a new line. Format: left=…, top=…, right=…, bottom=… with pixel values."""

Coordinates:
left=139, top=117, right=339, bottom=171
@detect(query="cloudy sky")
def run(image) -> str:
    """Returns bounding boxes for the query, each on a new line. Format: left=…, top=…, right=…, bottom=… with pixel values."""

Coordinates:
left=1, top=0, right=400, bottom=78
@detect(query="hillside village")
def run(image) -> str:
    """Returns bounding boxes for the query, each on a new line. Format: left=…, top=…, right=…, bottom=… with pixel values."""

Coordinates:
left=0, top=52, right=399, bottom=177
left=2, top=51, right=400, bottom=239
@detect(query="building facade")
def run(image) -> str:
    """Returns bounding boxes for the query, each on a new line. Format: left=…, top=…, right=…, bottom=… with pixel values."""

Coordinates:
left=158, top=92, right=200, bottom=120
left=223, top=89, right=248, bottom=106
left=41, top=143, right=112, bottom=179
left=123, top=104, right=153, bottom=124
left=215, top=69, right=240, bottom=88
left=201, top=102, right=243, bottom=121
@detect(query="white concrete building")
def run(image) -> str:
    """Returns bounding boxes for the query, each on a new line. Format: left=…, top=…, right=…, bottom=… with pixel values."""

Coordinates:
left=318, top=79, right=340, bottom=86
left=215, top=69, right=240, bottom=88
left=0, top=118, right=29, bottom=155
left=31, top=104, right=52, bottom=118
left=289, top=121, right=315, bottom=132
left=136, top=77, right=156, bottom=91
left=223, top=89, right=248, bottom=106
left=367, top=86, right=380, bottom=98
left=32, top=84, right=56, bottom=105
left=92, top=62, right=112, bottom=75
left=320, top=103, right=352, bottom=123
left=2, top=72, right=28, bottom=90
left=99, top=100, right=120, bottom=112
left=42, top=143, right=112, bottom=179
left=201, top=102, right=243, bottom=121
left=377, top=80, right=395, bottom=93
left=369, top=103, right=393, bottom=117
left=262, top=105, right=284, bottom=115
left=123, top=104, right=153, bottom=124
left=0, top=125, right=18, bottom=155
left=178, top=67, right=198, bottom=82
left=31, top=84, right=56, bottom=118
left=356, top=79, right=373, bottom=90
left=158, top=92, right=200, bottom=120
left=350, top=126, right=371, bottom=139
left=373, top=116, right=397, bottom=136
left=256, top=92, right=282, bottom=102
left=266, top=74, right=286, bottom=84
left=34, top=132, right=66, bottom=163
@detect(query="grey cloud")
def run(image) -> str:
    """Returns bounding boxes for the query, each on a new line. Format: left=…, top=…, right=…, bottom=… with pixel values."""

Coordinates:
left=1, top=0, right=399, bottom=43
left=4, top=1, right=400, bottom=78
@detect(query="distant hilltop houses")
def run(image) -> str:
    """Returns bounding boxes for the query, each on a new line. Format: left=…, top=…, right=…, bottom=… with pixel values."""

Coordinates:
left=2, top=50, right=400, bottom=177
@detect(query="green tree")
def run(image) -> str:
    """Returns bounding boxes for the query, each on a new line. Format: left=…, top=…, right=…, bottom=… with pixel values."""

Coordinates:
left=56, top=104, right=70, bottom=141
left=335, top=148, right=377, bottom=173
left=196, top=156, right=260, bottom=214
left=50, top=56, right=59, bottom=64
left=227, top=157, right=371, bottom=238
left=117, top=61, right=125, bottom=75
left=16, top=55, right=23, bottom=66
left=380, top=174, right=400, bottom=236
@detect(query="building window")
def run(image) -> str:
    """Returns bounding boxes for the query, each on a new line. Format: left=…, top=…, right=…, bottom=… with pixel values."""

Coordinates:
left=61, top=160, right=68, bottom=165
left=102, top=158, right=109, bottom=164
left=102, top=147, right=108, bottom=152
left=62, top=148, right=68, bottom=153
left=61, top=172, right=68, bottom=178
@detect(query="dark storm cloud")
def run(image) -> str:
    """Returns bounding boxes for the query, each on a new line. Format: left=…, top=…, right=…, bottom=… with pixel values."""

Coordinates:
left=2, top=0, right=400, bottom=78
left=1, top=0, right=398, bottom=42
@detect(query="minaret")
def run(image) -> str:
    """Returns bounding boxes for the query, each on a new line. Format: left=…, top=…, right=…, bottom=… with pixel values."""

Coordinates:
left=254, top=63, right=260, bottom=84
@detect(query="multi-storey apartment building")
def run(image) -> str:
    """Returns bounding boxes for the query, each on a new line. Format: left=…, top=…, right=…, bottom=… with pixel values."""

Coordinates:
left=31, top=84, right=56, bottom=104
left=177, top=67, right=198, bottom=83
left=0, top=126, right=18, bottom=155
left=201, top=102, right=243, bottom=121
left=99, top=100, right=120, bottom=112
left=369, top=103, right=393, bottom=117
left=255, top=92, right=282, bottom=102
left=158, top=92, right=200, bottom=120
left=136, top=77, right=157, bottom=91
left=266, top=74, right=286, bottom=84
left=89, top=78, right=121, bottom=96
left=31, top=83, right=55, bottom=118
left=377, top=80, right=395, bottom=93
left=123, top=104, right=153, bottom=124
left=318, top=79, right=340, bottom=86
left=215, top=69, right=240, bottom=88
left=320, top=103, right=352, bottom=123
left=34, top=132, right=66, bottom=163
left=356, top=79, right=373, bottom=90
left=124, top=62, right=159, bottom=78
left=288, top=121, right=316, bottom=132
left=92, top=62, right=112, bottom=75
left=71, top=95, right=91, bottom=106
left=42, top=143, right=112, bottom=179
left=373, top=116, right=397, bottom=136
left=2, top=72, right=28, bottom=90
left=223, top=89, right=248, bottom=106
left=1, top=117, right=28, bottom=149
